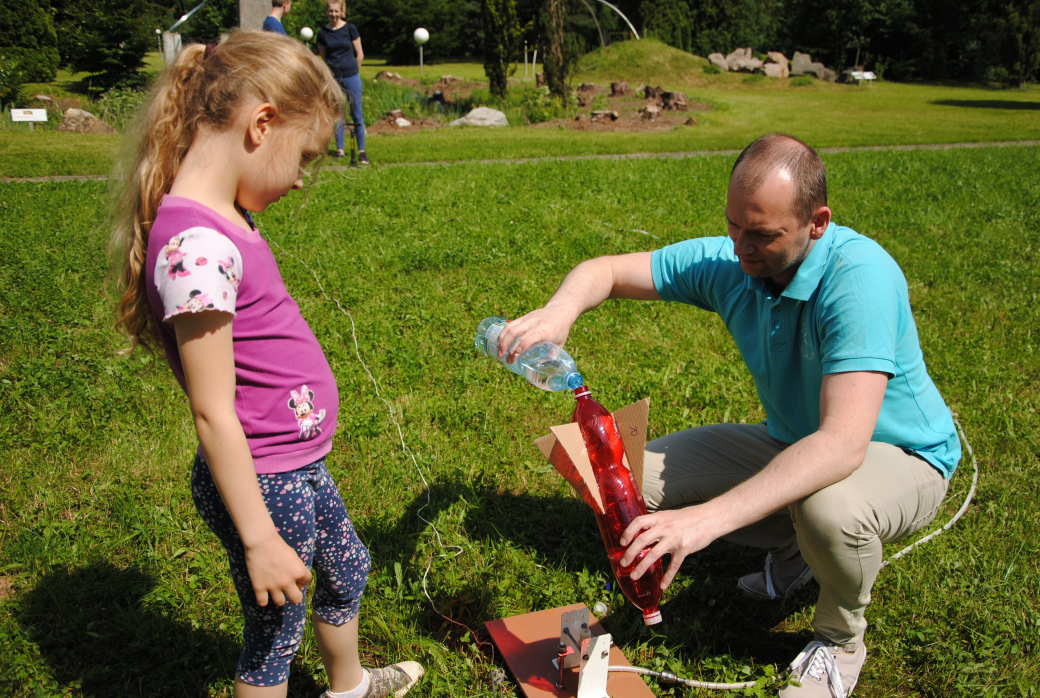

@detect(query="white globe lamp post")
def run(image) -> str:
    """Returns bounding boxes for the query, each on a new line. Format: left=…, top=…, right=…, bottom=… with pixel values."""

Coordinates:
left=413, top=27, right=429, bottom=75
left=300, top=26, right=314, bottom=40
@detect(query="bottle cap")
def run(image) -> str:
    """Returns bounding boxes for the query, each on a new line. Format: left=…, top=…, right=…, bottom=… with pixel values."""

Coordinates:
left=566, top=372, right=584, bottom=390
left=574, top=385, right=591, bottom=397
left=642, top=609, right=662, bottom=625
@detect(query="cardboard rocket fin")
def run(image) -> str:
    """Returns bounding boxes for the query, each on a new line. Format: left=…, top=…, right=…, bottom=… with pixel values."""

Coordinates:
left=534, top=397, right=651, bottom=510
left=612, top=398, right=650, bottom=497
left=549, top=423, right=605, bottom=514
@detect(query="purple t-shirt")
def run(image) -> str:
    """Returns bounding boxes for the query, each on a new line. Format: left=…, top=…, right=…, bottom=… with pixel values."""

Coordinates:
left=146, top=196, right=338, bottom=474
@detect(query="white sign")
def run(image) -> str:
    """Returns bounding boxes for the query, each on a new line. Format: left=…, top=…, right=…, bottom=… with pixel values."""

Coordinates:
left=11, top=109, right=48, bottom=122
left=850, top=71, right=876, bottom=81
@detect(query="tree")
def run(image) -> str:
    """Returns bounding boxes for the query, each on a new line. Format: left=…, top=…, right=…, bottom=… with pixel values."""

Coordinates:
left=56, top=0, right=155, bottom=91
left=542, top=0, right=566, bottom=104
left=0, top=0, right=60, bottom=83
left=482, top=0, right=519, bottom=98
left=641, top=0, right=692, bottom=52
left=1000, top=0, right=1040, bottom=87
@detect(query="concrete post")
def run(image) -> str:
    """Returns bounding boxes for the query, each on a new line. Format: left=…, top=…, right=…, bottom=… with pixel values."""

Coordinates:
left=239, top=0, right=270, bottom=31
left=162, top=31, right=183, bottom=64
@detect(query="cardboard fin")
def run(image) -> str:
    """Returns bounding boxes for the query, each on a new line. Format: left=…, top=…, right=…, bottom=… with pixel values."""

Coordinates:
left=549, top=423, right=604, bottom=514
left=535, top=433, right=598, bottom=510
left=612, top=398, right=650, bottom=497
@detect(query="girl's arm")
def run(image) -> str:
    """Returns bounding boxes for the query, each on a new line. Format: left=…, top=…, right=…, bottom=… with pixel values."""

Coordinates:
left=353, top=37, right=363, bottom=67
left=174, top=310, right=312, bottom=606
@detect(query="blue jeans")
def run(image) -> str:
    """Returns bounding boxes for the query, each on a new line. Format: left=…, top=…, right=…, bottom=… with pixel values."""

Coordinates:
left=335, top=73, right=365, bottom=152
left=191, top=456, right=371, bottom=686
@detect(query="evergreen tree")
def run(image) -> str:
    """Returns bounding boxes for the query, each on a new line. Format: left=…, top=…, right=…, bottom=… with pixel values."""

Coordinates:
left=482, top=0, right=518, bottom=98
left=56, top=0, right=155, bottom=91
left=1000, top=0, right=1040, bottom=87
left=0, top=0, right=61, bottom=83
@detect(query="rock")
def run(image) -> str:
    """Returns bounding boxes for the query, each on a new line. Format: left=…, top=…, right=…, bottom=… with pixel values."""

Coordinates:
left=56, top=108, right=117, bottom=134
left=643, top=85, right=664, bottom=100
left=764, top=63, right=789, bottom=78
left=766, top=51, right=789, bottom=71
left=33, top=94, right=55, bottom=104
left=708, top=53, right=729, bottom=71
left=374, top=71, right=404, bottom=82
left=394, top=117, right=412, bottom=128
left=639, top=104, right=661, bottom=121
left=662, top=91, right=688, bottom=110
left=610, top=80, right=631, bottom=96
left=590, top=110, right=618, bottom=120
left=791, top=51, right=826, bottom=80
left=725, top=47, right=763, bottom=72
left=823, top=67, right=837, bottom=82
left=449, top=106, right=509, bottom=127
left=438, top=74, right=462, bottom=83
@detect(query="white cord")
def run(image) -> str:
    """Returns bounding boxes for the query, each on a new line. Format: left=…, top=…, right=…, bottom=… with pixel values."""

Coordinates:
left=880, top=413, right=979, bottom=568
left=607, top=665, right=757, bottom=690
left=264, top=229, right=464, bottom=613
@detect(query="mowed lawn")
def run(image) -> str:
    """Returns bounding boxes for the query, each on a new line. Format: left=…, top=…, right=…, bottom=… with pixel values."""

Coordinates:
left=0, top=145, right=1038, bottom=696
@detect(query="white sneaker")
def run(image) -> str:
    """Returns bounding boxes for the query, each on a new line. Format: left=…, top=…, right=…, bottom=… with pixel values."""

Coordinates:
left=779, top=641, right=866, bottom=697
left=326, top=661, right=425, bottom=698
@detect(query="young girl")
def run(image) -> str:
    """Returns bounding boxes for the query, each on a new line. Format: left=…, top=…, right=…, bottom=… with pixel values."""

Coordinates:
left=110, top=31, right=423, bottom=698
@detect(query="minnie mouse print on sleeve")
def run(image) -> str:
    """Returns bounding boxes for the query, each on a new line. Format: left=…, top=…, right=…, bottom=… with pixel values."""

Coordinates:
left=154, top=227, right=244, bottom=322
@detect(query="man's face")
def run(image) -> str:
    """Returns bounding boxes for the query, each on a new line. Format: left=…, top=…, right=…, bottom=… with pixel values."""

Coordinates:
left=725, top=168, right=817, bottom=289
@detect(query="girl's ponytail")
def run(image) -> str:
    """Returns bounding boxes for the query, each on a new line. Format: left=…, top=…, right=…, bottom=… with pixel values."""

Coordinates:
left=110, top=44, right=208, bottom=352
left=109, top=32, right=342, bottom=352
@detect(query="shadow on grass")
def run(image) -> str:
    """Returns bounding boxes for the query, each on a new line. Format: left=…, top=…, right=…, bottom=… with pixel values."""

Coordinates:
left=16, top=563, right=322, bottom=697
left=365, top=480, right=816, bottom=664
left=931, top=99, right=1040, bottom=110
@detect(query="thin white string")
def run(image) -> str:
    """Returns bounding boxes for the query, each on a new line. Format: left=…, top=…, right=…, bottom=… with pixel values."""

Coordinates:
left=261, top=225, right=465, bottom=617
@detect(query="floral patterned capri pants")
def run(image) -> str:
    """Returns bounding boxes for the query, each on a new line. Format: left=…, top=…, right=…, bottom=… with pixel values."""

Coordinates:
left=192, top=456, right=371, bottom=686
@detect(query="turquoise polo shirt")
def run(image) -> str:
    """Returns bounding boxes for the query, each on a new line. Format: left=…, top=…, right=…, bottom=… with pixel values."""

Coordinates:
left=651, top=222, right=960, bottom=477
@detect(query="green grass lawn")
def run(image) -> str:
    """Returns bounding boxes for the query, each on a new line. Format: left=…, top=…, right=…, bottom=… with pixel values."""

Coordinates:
left=1, top=145, right=1037, bottom=696
left=3, top=42, right=1038, bottom=177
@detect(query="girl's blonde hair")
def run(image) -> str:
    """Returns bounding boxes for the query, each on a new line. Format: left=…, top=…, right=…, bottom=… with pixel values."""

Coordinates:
left=110, top=31, right=344, bottom=351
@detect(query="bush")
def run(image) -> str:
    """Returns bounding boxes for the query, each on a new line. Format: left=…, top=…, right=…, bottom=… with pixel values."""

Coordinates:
left=790, top=75, right=814, bottom=86
left=703, top=64, right=722, bottom=74
left=0, top=0, right=60, bottom=83
left=520, top=87, right=566, bottom=123
left=94, top=87, right=148, bottom=133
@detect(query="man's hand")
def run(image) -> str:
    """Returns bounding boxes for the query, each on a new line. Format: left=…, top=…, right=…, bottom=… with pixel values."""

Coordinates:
left=496, top=307, right=575, bottom=364
left=619, top=507, right=724, bottom=590
left=245, top=531, right=313, bottom=606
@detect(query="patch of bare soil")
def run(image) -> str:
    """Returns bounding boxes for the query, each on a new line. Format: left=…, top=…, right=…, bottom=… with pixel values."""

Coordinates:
left=535, top=86, right=711, bottom=133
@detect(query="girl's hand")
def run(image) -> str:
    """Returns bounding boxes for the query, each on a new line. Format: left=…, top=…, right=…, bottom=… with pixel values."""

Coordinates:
left=244, top=531, right=313, bottom=606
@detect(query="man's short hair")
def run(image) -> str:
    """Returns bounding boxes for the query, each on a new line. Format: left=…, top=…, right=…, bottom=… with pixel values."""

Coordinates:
left=272, top=0, right=289, bottom=7
left=731, top=133, right=827, bottom=225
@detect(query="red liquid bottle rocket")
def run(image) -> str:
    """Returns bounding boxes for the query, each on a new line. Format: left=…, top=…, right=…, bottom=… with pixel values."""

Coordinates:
left=572, top=385, right=663, bottom=625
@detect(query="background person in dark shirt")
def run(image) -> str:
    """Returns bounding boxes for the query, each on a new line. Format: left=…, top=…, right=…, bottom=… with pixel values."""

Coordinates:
left=262, top=0, right=289, bottom=34
left=317, top=0, right=368, bottom=164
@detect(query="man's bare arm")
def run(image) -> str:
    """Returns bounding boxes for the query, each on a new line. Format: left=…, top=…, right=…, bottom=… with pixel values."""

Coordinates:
left=497, top=251, right=659, bottom=362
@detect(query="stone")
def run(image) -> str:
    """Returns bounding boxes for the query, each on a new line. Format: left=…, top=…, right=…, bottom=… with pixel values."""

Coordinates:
left=791, top=51, right=827, bottom=80
left=449, top=106, right=509, bottom=127
left=764, top=63, right=789, bottom=78
left=823, top=67, right=837, bottom=82
left=639, top=104, right=661, bottom=120
left=708, top=53, right=729, bottom=71
left=766, top=51, right=789, bottom=71
left=590, top=110, right=618, bottom=120
left=438, top=74, right=462, bottom=83
left=610, top=80, right=631, bottom=96
left=374, top=71, right=404, bottom=82
left=56, top=108, right=117, bottom=134
left=394, top=117, right=412, bottom=128
left=33, top=94, right=55, bottom=104
left=662, top=91, right=688, bottom=110
left=725, top=47, right=763, bottom=72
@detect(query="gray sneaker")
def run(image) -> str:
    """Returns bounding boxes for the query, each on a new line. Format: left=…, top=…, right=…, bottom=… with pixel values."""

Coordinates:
left=779, top=641, right=866, bottom=697
left=326, top=662, right=425, bottom=698
left=737, top=552, right=814, bottom=599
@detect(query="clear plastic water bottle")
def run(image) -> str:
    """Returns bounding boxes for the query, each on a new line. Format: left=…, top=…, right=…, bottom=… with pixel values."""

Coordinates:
left=475, top=316, right=584, bottom=392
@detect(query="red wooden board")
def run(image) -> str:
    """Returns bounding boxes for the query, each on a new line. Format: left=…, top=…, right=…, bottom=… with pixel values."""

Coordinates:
left=485, top=604, right=655, bottom=698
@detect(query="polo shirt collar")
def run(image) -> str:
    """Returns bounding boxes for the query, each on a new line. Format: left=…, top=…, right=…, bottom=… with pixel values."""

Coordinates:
left=742, top=222, right=836, bottom=301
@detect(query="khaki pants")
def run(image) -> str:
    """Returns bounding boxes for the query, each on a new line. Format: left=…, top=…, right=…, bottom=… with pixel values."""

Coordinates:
left=641, top=423, right=948, bottom=649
